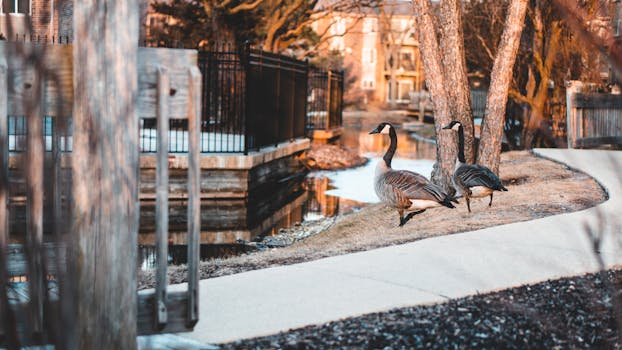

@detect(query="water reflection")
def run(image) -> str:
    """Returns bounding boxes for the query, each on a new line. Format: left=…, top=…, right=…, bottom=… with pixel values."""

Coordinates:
left=138, top=116, right=437, bottom=269
left=340, top=118, right=436, bottom=160
left=303, top=176, right=365, bottom=221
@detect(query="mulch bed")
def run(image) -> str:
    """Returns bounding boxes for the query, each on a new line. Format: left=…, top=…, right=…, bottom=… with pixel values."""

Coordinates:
left=221, top=269, right=622, bottom=349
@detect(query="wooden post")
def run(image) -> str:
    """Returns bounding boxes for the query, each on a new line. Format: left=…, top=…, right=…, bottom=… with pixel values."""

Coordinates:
left=566, top=81, right=582, bottom=148
left=71, top=1, right=139, bottom=348
left=0, top=63, right=6, bottom=255
left=155, top=66, right=170, bottom=329
left=25, top=64, right=45, bottom=339
left=186, top=66, right=201, bottom=328
left=0, top=61, right=8, bottom=344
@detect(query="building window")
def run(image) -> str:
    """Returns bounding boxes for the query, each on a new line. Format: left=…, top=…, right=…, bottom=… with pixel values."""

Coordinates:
left=398, top=80, right=414, bottom=101
left=2, top=0, right=30, bottom=14
left=330, top=16, right=347, bottom=36
left=330, top=37, right=345, bottom=51
left=329, top=16, right=347, bottom=51
left=362, top=79, right=376, bottom=90
left=362, top=48, right=377, bottom=64
left=399, top=50, right=415, bottom=71
left=387, top=80, right=414, bottom=102
left=363, top=18, right=377, bottom=33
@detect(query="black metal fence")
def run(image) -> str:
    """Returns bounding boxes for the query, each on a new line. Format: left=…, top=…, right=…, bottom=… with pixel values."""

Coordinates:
left=7, top=42, right=345, bottom=155
left=140, top=44, right=311, bottom=154
left=0, top=34, right=72, bottom=44
left=307, top=69, right=344, bottom=131
left=8, top=116, right=72, bottom=152
left=245, top=48, right=309, bottom=152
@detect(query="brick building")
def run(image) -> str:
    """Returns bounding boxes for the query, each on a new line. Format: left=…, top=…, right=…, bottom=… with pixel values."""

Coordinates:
left=1, top=0, right=149, bottom=42
left=311, top=1, right=425, bottom=107
left=1, top=0, right=72, bottom=40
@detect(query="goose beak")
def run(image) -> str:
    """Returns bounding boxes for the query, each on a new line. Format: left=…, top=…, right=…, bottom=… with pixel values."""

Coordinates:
left=369, top=128, right=380, bottom=134
left=442, top=124, right=451, bottom=130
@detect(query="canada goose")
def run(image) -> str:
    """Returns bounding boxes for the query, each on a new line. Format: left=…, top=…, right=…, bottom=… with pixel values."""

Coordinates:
left=369, top=122, right=457, bottom=226
left=442, top=120, right=508, bottom=212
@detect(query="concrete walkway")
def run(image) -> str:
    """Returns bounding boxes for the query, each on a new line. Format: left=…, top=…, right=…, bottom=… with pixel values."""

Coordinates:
left=170, top=149, right=622, bottom=345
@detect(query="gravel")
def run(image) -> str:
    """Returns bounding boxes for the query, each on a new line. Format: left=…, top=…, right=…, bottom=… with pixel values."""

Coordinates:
left=220, top=269, right=622, bottom=349
left=240, top=217, right=338, bottom=250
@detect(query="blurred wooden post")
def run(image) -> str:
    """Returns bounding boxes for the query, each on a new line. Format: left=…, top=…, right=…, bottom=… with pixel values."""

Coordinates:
left=0, top=62, right=7, bottom=343
left=71, top=1, right=139, bottom=348
left=0, top=63, right=6, bottom=250
left=186, top=66, right=202, bottom=327
left=25, top=63, right=45, bottom=338
left=566, top=80, right=582, bottom=148
left=155, top=66, right=170, bottom=329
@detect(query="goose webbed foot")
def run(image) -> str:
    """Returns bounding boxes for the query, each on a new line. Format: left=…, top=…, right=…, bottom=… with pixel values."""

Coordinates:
left=399, top=210, right=426, bottom=227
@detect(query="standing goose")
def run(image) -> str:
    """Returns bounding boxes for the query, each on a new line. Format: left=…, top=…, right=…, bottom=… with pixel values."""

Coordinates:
left=442, top=120, right=508, bottom=212
left=369, top=122, right=457, bottom=226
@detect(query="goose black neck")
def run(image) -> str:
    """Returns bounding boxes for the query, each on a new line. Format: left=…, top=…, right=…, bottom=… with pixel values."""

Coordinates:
left=457, top=124, right=466, bottom=163
left=383, top=126, right=397, bottom=167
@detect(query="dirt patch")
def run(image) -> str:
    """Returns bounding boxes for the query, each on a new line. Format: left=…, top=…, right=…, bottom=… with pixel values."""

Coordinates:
left=301, top=143, right=368, bottom=170
left=138, top=150, right=607, bottom=289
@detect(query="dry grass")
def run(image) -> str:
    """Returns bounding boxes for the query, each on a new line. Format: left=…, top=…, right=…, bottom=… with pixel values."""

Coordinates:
left=138, top=151, right=607, bottom=289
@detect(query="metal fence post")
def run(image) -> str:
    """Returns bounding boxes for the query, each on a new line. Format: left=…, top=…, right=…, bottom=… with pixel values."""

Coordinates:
left=242, top=41, right=251, bottom=155
left=304, top=59, right=309, bottom=137
left=339, top=70, right=344, bottom=128
left=326, top=70, right=332, bottom=130
left=275, top=54, right=281, bottom=148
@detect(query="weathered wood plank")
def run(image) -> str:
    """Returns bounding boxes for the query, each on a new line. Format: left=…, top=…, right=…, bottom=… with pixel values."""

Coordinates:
left=572, top=92, right=622, bottom=109
left=72, top=1, right=140, bottom=348
left=0, top=60, right=8, bottom=344
left=574, top=136, right=622, bottom=148
left=137, top=48, right=198, bottom=120
left=137, top=291, right=195, bottom=335
left=0, top=42, right=197, bottom=119
left=0, top=62, right=7, bottom=244
left=155, top=66, right=170, bottom=330
left=186, top=67, right=202, bottom=328
left=0, top=43, right=73, bottom=117
left=567, top=81, right=622, bottom=148
left=25, top=62, right=45, bottom=337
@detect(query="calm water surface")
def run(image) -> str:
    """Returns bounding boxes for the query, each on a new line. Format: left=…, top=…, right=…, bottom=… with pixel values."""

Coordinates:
left=138, top=116, right=437, bottom=268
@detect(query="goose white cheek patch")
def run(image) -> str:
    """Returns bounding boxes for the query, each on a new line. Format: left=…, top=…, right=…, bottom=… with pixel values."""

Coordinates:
left=381, top=124, right=391, bottom=134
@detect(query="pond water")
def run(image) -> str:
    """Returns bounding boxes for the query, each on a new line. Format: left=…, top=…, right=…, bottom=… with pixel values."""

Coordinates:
left=138, top=115, right=438, bottom=269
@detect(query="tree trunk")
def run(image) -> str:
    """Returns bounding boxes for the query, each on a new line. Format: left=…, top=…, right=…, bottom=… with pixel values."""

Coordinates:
left=477, top=0, right=528, bottom=173
left=204, top=3, right=236, bottom=46
left=439, top=0, right=475, bottom=163
left=413, top=0, right=458, bottom=193
left=71, top=1, right=139, bottom=349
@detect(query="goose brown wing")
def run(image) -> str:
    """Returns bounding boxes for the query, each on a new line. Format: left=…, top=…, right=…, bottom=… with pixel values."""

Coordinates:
left=455, top=164, right=504, bottom=189
left=381, top=170, right=446, bottom=202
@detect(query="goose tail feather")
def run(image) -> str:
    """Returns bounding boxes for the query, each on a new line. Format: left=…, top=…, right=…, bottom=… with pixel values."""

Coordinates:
left=440, top=195, right=458, bottom=209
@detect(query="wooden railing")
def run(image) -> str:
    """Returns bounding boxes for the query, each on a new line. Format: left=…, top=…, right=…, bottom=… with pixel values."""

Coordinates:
left=0, top=42, right=201, bottom=346
left=566, top=80, right=622, bottom=148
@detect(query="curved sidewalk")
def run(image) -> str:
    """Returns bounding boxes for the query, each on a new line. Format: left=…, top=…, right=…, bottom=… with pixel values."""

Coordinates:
left=175, top=149, right=622, bottom=345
